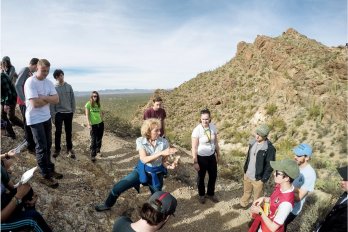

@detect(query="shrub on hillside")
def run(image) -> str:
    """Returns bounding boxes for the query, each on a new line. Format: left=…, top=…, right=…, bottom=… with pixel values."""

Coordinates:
left=265, top=103, right=277, bottom=116
left=103, top=111, right=140, bottom=138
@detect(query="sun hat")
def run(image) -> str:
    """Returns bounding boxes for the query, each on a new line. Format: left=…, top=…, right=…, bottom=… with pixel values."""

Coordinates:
left=270, top=159, right=300, bottom=179
left=293, top=143, right=312, bottom=157
left=148, top=191, right=177, bottom=215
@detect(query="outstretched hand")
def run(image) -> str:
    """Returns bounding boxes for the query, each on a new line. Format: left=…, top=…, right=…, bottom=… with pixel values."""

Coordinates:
left=162, top=147, right=178, bottom=157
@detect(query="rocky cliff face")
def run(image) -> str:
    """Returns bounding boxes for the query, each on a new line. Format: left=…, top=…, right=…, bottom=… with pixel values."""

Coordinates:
left=135, top=28, right=347, bottom=162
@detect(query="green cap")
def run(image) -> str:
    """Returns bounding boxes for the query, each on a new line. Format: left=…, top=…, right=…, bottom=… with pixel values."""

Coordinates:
left=270, top=159, right=300, bottom=179
left=256, top=124, right=270, bottom=137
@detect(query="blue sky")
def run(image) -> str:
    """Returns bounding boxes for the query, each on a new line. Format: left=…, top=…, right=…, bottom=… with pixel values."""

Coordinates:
left=1, top=0, right=347, bottom=91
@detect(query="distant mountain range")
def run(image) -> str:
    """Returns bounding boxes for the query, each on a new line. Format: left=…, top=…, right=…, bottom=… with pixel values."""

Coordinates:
left=75, top=89, right=155, bottom=96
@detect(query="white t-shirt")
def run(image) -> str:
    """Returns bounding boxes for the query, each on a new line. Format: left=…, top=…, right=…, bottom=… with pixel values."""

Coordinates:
left=24, top=76, right=57, bottom=125
left=192, top=123, right=218, bottom=156
left=292, top=164, right=316, bottom=215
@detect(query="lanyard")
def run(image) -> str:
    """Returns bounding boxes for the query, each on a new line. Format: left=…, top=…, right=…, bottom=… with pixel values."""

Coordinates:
left=202, top=125, right=212, bottom=142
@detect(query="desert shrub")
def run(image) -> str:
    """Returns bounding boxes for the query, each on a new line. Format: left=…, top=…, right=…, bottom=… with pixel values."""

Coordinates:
left=269, top=117, right=287, bottom=133
left=219, top=151, right=244, bottom=181
left=307, top=102, right=323, bottom=121
left=103, top=111, right=140, bottom=138
left=290, top=193, right=333, bottom=232
left=265, top=103, right=277, bottom=116
left=294, top=117, right=304, bottom=127
left=178, top=131, right=193, bottom=150
left=275, top=138, right=297, bottom=159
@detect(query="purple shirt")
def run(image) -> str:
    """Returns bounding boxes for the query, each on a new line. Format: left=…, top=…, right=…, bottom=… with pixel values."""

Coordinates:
left=143, top=107, right=166, bottom=136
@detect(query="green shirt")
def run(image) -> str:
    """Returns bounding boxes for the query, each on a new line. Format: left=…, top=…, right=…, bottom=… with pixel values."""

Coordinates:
left=85, top=101, right=102, bottom=125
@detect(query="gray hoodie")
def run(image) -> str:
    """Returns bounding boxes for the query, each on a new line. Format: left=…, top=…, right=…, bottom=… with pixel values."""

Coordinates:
left=50, top=82, right=76, bottom=116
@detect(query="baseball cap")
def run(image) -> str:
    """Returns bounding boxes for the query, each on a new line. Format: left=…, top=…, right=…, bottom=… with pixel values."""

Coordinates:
left=148, top=191, right=177, bottom=216
left=270, top=159, right=300, bottom=179
left=337, top=166, right=347, bottom=181
left=293, top=143, right=312, bottom=157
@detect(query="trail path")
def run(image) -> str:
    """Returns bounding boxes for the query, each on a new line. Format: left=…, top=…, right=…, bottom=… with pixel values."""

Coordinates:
left=4, top=114, right=252, bottom=231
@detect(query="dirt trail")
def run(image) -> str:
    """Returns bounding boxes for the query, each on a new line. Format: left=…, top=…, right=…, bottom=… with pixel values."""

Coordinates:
left=3, top=114, right=251, bottom=231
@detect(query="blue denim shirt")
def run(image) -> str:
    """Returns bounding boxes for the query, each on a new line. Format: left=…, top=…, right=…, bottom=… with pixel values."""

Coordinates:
left=136, top=137, right=169, bottom=167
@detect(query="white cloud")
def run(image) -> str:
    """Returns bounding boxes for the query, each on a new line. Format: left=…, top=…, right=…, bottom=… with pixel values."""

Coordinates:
left=2, top=0, right=346, bottom=91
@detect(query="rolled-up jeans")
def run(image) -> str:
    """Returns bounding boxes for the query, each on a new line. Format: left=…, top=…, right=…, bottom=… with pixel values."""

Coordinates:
left=105, top=169, right=164, bottom=207
left=30, top=119, right=54, bottom=177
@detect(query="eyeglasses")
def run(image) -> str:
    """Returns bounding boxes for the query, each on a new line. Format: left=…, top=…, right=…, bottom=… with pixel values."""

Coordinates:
left=275, top=170, right=286, bottom=177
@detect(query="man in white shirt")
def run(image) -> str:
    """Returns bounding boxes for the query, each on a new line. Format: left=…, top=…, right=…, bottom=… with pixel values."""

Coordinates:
left=24, top=59, right=62, bottom=188
left=284, top=143, right=316, bottom=229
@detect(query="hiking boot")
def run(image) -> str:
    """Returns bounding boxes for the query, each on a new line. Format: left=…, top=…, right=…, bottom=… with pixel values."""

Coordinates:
left=207, top=195, right=219, bottom=203
left=199, top=196, right=205, bottom=204
left=232, top=203, right=248, bottom=210
left=53, top=150, right=60, bottom=158
left=95, top=204, right=110, bottom=212
left=39, top=176, right=59, bottom=189
left=51, top=171, right=63, bottom=179
left=67, top=150, right=76, bottom=159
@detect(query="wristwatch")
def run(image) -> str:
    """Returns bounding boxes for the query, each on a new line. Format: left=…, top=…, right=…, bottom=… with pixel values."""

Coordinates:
left=14, top=196, right=22, bottom=206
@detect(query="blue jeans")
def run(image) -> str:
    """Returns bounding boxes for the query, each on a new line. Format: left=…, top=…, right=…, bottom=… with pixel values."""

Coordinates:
left=30, top=119, right=54, bottom=177
left=105, top=169, right=164, bottom=207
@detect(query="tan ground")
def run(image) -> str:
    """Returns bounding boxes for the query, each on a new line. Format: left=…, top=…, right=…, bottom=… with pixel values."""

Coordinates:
left=3, top=114, right=255, bottom=231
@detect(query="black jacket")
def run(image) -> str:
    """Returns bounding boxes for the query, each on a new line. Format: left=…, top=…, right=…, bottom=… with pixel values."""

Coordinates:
left=243, top=139, right=276, bottom=183
left=316, top=192, right=347, bottom=232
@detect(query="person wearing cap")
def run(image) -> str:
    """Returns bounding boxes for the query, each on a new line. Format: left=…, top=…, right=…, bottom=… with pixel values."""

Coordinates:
left=315, top=166, right=347, bottom=232
left=50, top=69, right=76, bottom=159
left=113, top=191, right=177, bottom=232
left=283, top=143, right=316, bottom=229
left=95, top=119, right=178, bottom=212
left=15, top=58, right=39, bottom=153
left=249, top=159, right=300, bottom=232
left=236, top=124, right=276, bottom=209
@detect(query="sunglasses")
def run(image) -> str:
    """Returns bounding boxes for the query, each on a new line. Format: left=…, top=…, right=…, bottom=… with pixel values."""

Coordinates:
left=92, top=95, right=98, bottom=98
left=275, top=170, right=286, bottom=177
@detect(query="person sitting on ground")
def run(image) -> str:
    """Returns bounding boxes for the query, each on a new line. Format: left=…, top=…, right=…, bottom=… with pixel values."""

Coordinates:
left=1, top=151, right=52, bottom=231
left=95, top=118, right=178, bottom=212
left=249, top=159, right=300, bottom=232
left=315, top=166, right=347, bottom=232
left=113, top=191, right=177, bottom=232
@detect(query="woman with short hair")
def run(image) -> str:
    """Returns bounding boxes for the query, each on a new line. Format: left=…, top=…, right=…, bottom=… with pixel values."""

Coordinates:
left=95, top=118, right=178, bottom=212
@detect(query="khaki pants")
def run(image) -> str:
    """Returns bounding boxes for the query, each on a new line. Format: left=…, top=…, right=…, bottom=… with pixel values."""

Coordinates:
left=240, top=174, right=264, bottom=207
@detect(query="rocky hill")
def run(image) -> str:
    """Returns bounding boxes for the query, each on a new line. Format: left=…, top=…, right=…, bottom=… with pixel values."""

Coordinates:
left=134, top=28, right=347, bottom=165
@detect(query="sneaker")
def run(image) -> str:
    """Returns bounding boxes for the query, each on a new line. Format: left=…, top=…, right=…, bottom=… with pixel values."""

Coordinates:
left=53, top=150, right=60, bottom=158
left=67, top=150, right=76, bottom=159
left=199, top=196, right=205, bottom=204
left=95, top=204, right=110, bottom=212
left=51, top=171, right=63, bottom=179
left=207, top=195, right=219, bottom=203
left=39, top=176, right=59, bottom=189
left=91, top=156, right=96, bottom=162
